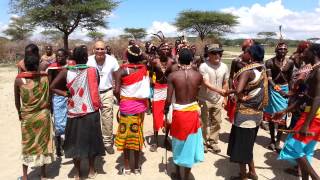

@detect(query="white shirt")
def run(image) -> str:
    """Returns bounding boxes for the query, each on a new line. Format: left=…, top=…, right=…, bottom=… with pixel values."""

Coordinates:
left=198, top=60, right=229, bottom=103
left=87, top=54, right=119, bottom=91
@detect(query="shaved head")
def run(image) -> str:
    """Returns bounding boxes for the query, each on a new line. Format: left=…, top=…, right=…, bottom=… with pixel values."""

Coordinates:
left=94, top=40, right=106, bottom=49
left=94, top=40, right=106, bottom=62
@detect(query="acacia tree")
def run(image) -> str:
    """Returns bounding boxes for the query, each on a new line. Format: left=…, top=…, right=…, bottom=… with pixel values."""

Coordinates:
left=10, top=0, right=118, bottom=49
left=41, top=29, right=63, bottom=42
left=257, top=31, right=277, bottom=44
left=87, top=31, right=105, bottom=41
left=3, top=16, right=34, bottom=41
left=123, top=28, right=147, bottom=40
left=175, top=10, right=238, bottom=41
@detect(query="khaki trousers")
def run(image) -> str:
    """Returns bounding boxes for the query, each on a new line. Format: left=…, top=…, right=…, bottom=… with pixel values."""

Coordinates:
left=199, top=100, right=222, bottom=144
left=100, top=90, right=114, bottom=147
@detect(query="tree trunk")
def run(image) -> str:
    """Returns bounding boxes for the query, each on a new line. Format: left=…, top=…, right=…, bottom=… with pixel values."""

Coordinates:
left=200, top=33, right=205, bottom=42
left=63, top=33, right=69, bottom=50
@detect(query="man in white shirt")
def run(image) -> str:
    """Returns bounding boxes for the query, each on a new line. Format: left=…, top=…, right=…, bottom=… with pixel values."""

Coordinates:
left=87, top=40, right=119, bottom=154
left=198, top=44, right=229, bottom=153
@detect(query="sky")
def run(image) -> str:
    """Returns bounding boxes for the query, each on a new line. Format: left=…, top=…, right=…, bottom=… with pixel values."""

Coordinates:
left=1, top=0, right=320, bottom=40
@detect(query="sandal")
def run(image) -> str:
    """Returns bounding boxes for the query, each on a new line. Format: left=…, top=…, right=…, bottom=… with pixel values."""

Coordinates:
left=134, top=166, right=142, bottom=175
left=120, top=167, right=131, bottom=175
left=149, top=144, right=158, bottom=152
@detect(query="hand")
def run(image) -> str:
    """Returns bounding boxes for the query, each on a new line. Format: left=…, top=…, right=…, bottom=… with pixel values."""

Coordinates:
left=299, top=124, right=309, bottom=136
left=272, top=111, right=286, bottom=121
left=279, top=90, right=288, bottom=98
left=18, top=112, right=22, bottom=121
left=219, top=89, right=228, bottom=97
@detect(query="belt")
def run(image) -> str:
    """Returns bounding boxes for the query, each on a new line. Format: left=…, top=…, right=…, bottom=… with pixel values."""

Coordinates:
left=99, top=87, right=112, bottom=94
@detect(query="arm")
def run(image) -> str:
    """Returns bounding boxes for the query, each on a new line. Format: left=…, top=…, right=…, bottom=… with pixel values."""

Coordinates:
left=50, top=69, right=68, bottom=97
left=222, top=79, right=229, bottom=104
left=227, top=70, right=251, bottom=99
left=272, top=99, right=300, bottom=120
left=266, top=60, right=288, bottom=97
left=203, top=79, right=226, bottom=95
left=164, top=74, right=174, bottom=115
left=229, top=59, right=237, bottom=87
left=14, top=79, right=22, bottom=120
left=300, top=70, right=320, bottom=135
left=113, top=68, right=122, bottom=103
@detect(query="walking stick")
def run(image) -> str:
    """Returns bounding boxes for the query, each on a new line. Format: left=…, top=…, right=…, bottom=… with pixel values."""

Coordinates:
left=164, top=113, right=168, bottom=174
left=278, top=129, right=315, bottom=136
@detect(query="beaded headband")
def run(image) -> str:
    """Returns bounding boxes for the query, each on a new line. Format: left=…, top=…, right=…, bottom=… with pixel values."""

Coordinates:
left=127, top=45, right=142, bottom=57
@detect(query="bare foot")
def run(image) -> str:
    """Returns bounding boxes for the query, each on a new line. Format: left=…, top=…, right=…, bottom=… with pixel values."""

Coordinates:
left=74, top=175, right=80, bottom=180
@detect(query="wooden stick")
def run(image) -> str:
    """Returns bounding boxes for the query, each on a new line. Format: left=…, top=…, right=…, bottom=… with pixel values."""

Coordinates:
left=278, top=129, right=315, bottom=136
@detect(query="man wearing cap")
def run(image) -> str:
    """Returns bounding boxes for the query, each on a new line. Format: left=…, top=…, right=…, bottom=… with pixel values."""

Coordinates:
left=87, top=40, right=120, bottom=154
left=198, top=44, right=229, bottom=153
left=264, top=42, right=294, bottom=152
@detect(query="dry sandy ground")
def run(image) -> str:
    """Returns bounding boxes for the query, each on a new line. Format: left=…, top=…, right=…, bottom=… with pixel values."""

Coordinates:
left=0, top=65, right=319, bottom=180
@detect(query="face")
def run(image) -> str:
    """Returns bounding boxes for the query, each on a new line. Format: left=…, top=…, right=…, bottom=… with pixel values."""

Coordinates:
left=56, top=51, right=67, bottom=65
left=159, top=44, right=171, bottom=57
left=242, top=49, right=251, bottom=63
left=129, top=40, right=135, bottom=45
left=175, top=40, right=181, bottom=48
left=275, top=44, right=288, bottom=58
left=191, top=46, right=196, bottom=54
left=302, top=48, right=313, bottom=64
left=106, top=46, right=112, bottom=55
left=208, top=51, right=221, bottom=64
left=46, top=46, right=53, bottom=56
left=94, top=41, right=106, bottom=59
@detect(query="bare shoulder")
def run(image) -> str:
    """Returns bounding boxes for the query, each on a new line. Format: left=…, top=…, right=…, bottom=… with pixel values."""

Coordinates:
left=265, top=58, right=274, bottom=67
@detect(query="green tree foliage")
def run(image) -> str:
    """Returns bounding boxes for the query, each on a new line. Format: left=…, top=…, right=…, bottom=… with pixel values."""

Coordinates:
left=257, top=31, right=277, bottom=44
left=41, top=29, right=63, bottom=42
left=10, top=0, right=118, bottom=49
left=123, top=28, right=147, bottom=40
left=3, top=16, right=34, bottom=41
left=87, top=31, right=105, bottom=40
left=175, top=10, right=238, bottom=41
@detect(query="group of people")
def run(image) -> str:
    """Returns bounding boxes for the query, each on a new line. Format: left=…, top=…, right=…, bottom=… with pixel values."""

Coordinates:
left=14, top=36, right=320, bottom=180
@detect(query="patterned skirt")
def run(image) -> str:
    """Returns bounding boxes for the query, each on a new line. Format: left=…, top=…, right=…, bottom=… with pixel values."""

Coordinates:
left=20, top=108, right=55, bottom=166
left=115, top=113, right=144, bottom=151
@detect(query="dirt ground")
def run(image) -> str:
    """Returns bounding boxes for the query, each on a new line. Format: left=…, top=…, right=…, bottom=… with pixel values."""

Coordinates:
left=0, top=65, right=319, bottom=180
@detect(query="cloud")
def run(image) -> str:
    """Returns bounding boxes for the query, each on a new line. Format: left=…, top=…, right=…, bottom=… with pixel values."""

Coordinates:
left=30, top=26, right=124, bottom=41
left=222, top=0, right=320, bottom=40
left=146, top=21, right=178, bottom=37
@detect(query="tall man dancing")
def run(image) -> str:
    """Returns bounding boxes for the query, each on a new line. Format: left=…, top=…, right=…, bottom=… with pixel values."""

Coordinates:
left=264, top=42, right=294, bottom=151
left=149, top=42, right=175, bottom=152
left=165, top=48, right=204, bottom=180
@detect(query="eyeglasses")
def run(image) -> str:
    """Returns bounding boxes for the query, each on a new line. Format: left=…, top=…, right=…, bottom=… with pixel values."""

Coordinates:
left=95, top=48, right=105, bottom=51
left=277, top=48, right=287, bottom=50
